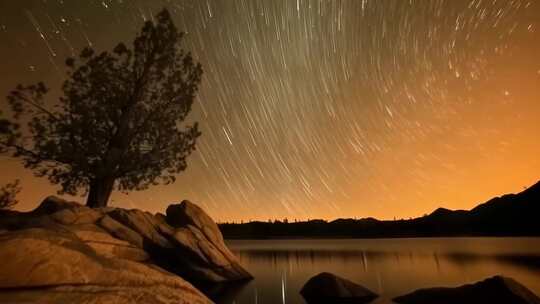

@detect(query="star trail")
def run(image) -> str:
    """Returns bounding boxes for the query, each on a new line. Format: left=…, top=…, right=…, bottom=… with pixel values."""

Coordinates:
left=1, top=0, right=539, bottom=222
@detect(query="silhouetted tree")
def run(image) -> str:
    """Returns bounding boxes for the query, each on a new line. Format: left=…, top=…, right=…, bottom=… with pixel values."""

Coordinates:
left=0, top=9, right=202, bottom=208
left=0, top=113, right=11, bottom=136
left=0, top=180, right=21, bottom=210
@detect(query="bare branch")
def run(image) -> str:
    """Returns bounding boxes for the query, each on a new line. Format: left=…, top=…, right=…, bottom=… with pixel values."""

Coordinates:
left=14, top=93, right=61, bottom=122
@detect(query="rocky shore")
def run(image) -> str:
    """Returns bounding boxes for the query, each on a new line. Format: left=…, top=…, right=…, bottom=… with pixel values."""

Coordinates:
left=0, top=196, right=252, bottom=303
left=2, top=197, right=539, bottom=304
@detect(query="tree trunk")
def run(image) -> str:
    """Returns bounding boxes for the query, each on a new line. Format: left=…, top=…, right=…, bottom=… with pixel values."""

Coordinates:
left=86, top=176, right=115, bottom=208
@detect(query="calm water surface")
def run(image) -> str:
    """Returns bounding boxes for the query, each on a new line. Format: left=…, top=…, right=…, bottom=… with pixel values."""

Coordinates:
left=219, top=238, right=540, bottom=304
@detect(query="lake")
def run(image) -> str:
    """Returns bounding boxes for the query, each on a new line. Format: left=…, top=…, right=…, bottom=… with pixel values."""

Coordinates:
left=218, top=238, right=540, bottom=304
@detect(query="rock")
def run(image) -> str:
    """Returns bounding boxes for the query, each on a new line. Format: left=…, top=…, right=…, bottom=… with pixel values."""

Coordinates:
left=166, top=201, right=225, bottom=246
left=68, top=226, right=149, bottom=262
left=165, top=201, right=252, bottom=282
left=49, top=206, right=102, bottom=225
left=96, top=201, right=251, bottom=283
left=0, top=285, right=209, bottom=304
left=393, top=275, right=540, bottom=304
left=166, top=201, right=220, bottom=237
left=167, top=224, right=252, bottom=282
left=0, top=196, right=102, bottom=231
left=32, top=196, right=83, bottom=214
left=97, top=215, right=145, bottom=248
left=300, top=272, right=378, bottom=304
left=0, top=195, right=252, bottom=301
left=106, top=208, right=173, bottom=248
left=0, top=198, right=65, bottom=232
left=0, top=228, right=211, bottom=304
left=100, top=200, right=252, bottom=283
left=166, top=201, right=232, bottom=259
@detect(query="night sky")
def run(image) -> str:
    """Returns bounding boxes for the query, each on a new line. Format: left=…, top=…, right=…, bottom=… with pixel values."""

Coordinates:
left=1, top=0, right=539, bottom=222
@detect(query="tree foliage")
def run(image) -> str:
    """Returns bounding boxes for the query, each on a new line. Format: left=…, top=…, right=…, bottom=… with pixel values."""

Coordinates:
left=0, top=9, right=203, bottom=207
left=0, top=180, right=21, bottom=210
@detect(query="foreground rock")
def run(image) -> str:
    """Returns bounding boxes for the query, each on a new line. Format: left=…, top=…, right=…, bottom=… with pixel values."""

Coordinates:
left=0, top=228, right=210, bottom=304
left=163, top=201, right=252, bottom=282
left=300, top=272, right=378, bottom=304
left=100, top=200, right=252, bottom=283
left=0, top=196, right=252, bottom=303
left=394, top=275, right=540, bottom=304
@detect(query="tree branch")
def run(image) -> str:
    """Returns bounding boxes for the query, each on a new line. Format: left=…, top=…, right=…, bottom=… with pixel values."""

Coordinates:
left=17, top=94, right=61, bottom=122
left=1, top=141, right=70, bottom=167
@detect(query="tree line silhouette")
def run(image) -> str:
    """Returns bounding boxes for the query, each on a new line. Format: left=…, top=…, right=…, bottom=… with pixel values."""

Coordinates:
left=220, top=181, right=540, bottom=239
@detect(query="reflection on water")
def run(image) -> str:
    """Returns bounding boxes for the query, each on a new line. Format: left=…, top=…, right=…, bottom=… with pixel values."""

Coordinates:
left=217, top=238, right=540, bottom=304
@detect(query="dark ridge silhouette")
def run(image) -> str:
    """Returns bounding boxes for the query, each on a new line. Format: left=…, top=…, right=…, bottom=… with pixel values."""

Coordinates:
left=220, top=181, right=540, bottom=239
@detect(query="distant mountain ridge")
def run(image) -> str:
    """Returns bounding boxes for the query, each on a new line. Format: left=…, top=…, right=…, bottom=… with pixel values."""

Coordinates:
left=220, top=181, right=540, bottom=239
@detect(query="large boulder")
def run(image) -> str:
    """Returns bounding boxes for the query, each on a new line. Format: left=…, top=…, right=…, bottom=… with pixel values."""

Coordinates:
left=0, top=196, right=101, bottom=231
left=97, top=214, right=146, bottom=248
left=67, top=225, right=150, bottom=262
left=96, top=200, right=251, bottom=283
left=166, top=200, right=223, bottom=244
left=105, top=208, right=173, bottom=249
left=0, top=228, right=210, bottom=304
left=32, top=196, right=82, bottom=214
left=393, top=275, right=540, bottom=304
left=164, top=200, right=253, bottom=282
left=0, top=196, right=251, bottom=302
left=300, top=272, right=378, bottom=304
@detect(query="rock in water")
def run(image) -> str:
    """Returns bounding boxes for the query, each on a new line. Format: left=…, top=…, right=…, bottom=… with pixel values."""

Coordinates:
left=300, top=272, right=378, bottom=304
left=393, top=275, right=540, bottom=304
